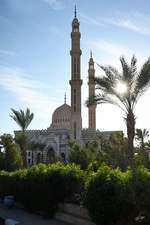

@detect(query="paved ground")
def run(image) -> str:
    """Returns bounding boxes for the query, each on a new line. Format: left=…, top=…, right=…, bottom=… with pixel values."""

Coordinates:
left=0, top=203, right=69, bottom=225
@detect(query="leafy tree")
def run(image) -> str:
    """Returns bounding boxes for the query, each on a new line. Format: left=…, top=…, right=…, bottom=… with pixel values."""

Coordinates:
left=87, top=136, right=110, bottom=169
left=134, top=129, right=150, bottom=168
left=68, top=134, right=128, bottom=171
left=94, top=132, right=128, bottom=171
left=134, top=149, right=150, bottom=168
left=10, top=108, right=34, bottom=167
left=0, top=134, right=23, bottom=171
left=68, top=144, right=91, bottom=170
left=135, top=128, right=149, bottom=149
left=87, top=56, right=150, bottom=168
left=107, top=132, right=128, bottom=170
left=46, top=148, right=64, bottom=164
left=0, top=152, right=5, bottom=170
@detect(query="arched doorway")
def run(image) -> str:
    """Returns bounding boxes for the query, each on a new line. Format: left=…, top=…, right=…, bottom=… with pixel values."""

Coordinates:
left=46, top=147, right=55, bottom=164
left=37, top=152, right=41, bottom=164
left=61, top=152, right=66, bottom=162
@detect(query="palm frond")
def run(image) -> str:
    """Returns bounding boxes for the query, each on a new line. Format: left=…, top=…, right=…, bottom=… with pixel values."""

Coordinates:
left=130, top=55, right=137, bottom=76
left=134, top=57, right=150, bottom=101
left=91, top=74, right=130, bottom=113
left=97, top=64, right=120, bottom=80
left=10, top=108, right=26, bottom=130
left=87, top=55, right=150, bottom=124
left=107, top=66, right=121, bottom=79
left=86, top=93, right=126, bottom=113
left=93, top=76, right=112, bottom=91
left=25, top=108, right=34, bottom=130
left=120, top=56, right=136, bottom=88
left=10, top=108, right=34, bottom=132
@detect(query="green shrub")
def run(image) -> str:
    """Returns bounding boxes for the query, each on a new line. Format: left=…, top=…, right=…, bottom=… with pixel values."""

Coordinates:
left=88, top=161, right=109, bottom=172
left=84, top=165, right=134, bottom=225
left=129, top=167, right=150, bottom=222
left=2, top=162, right=150, bottom=224
left=88, top=160, right=101, bottom=172
left=0, top=163, right=85, bottom=217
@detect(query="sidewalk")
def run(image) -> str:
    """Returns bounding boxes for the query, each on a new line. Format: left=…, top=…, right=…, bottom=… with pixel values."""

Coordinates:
left=0, top=203, right=69, bottom=225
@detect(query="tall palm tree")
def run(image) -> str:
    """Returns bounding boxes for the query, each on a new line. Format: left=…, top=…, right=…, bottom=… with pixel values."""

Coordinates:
left=135, top=128, right=149, bottom=149
left=10, top=108, right=34, bottom=167
left=87, top=56, right=150, bottom=168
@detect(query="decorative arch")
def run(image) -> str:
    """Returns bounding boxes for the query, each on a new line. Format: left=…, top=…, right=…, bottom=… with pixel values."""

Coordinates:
left=47, top=147, right=55, bottom=157
left=61, top=152, right=66, bottom=162
left=46, top=146, right=56, bottom=164
left=37, top=152, right=41, bottom=164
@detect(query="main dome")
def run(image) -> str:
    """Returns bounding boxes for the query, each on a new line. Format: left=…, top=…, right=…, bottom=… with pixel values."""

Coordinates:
left=49, top=103, right=71, bottom=130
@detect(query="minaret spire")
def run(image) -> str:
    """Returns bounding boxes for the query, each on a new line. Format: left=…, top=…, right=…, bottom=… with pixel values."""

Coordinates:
left=74, top=5, right=77, bottom=18
left=88, top=52, right=96, bottom=130
left=90, top=49, right=92, bottom=58
left=64, top=92, right=66, bottom=104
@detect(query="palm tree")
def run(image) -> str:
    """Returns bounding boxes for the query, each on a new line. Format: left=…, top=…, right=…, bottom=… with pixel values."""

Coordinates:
left=10, top=108, right=34, bottom=167
left=87, top=56, right=150, bottom=168
left=135, top=128, right=149, bottom=149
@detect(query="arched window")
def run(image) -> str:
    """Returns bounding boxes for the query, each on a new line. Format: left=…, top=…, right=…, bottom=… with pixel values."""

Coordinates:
left=85, top=142, right=89, bottom=148
left=47, top=147, right=55, bottom=164
left=74, top=122, right=76, bottom=139
left=74, top=89, right=76, bottom=112
left=77, top=58, right=80, bottom=74
left=74, top=57, right=76, bottom=74
left=28, top=159, right=31, bottom=165
left=61, top=152, right=66, bottom=162
left=74, top=89, right=76, bottom=104
left=37, top=153, right=41, bottom=164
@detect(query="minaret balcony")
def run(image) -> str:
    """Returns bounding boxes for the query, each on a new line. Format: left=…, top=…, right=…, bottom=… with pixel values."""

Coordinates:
left=70, top=50, right=82, bottom=56
left=69, top=80, right=83, bottom=85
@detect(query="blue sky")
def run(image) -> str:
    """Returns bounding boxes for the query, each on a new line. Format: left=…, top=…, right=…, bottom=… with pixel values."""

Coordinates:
left=1, top=0, right=150, bottom=135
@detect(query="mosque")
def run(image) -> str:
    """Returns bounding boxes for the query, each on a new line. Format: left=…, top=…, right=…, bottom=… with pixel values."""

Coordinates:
left=15, top=8, right=120, bottom=165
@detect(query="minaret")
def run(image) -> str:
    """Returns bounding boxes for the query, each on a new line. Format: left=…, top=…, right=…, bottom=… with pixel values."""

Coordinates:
left=64, top=92, right=66, bottom=104
left=69, top=6, right=82, bottom=141
left=88, top=51, right=96, bottom=130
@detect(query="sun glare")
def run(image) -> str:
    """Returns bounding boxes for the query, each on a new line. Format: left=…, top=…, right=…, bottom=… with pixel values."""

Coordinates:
left=115, top=81, right=127, bottom=94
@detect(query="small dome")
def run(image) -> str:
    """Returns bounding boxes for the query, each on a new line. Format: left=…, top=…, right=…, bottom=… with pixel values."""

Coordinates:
left=49, top=104, right=71, bottom=130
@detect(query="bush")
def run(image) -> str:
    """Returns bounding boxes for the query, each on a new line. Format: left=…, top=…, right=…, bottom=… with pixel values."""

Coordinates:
left=68, top=144, right=91, bottom=170
left=1, top=162, right=150, bottom=224
left=0, top=163, right=85, bottom=217
left=85, top=165, right=150, bottom=225
left=129, top=167, right=150, bottom=222
left=84, top=165, right=135, bottom=225
left=88, top=160, right=102, bottom=172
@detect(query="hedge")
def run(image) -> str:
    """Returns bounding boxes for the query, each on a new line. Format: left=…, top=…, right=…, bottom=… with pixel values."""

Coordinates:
left=84, top=165, right=150, bottom=225
left=1, top=163, right=150, bottom=224
left=0, top=163, right=85, bottom=217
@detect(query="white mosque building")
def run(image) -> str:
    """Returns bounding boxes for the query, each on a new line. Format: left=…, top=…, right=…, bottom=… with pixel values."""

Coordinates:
left=15, top=9, right=121, bottom=165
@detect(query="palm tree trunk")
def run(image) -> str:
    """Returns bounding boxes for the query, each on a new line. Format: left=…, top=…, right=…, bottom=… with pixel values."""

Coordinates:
left=126, top=111, right=135, bottom=168
left=22, top=144, right=27, bottom=167
left=21, top=133, right=27, bottom=168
